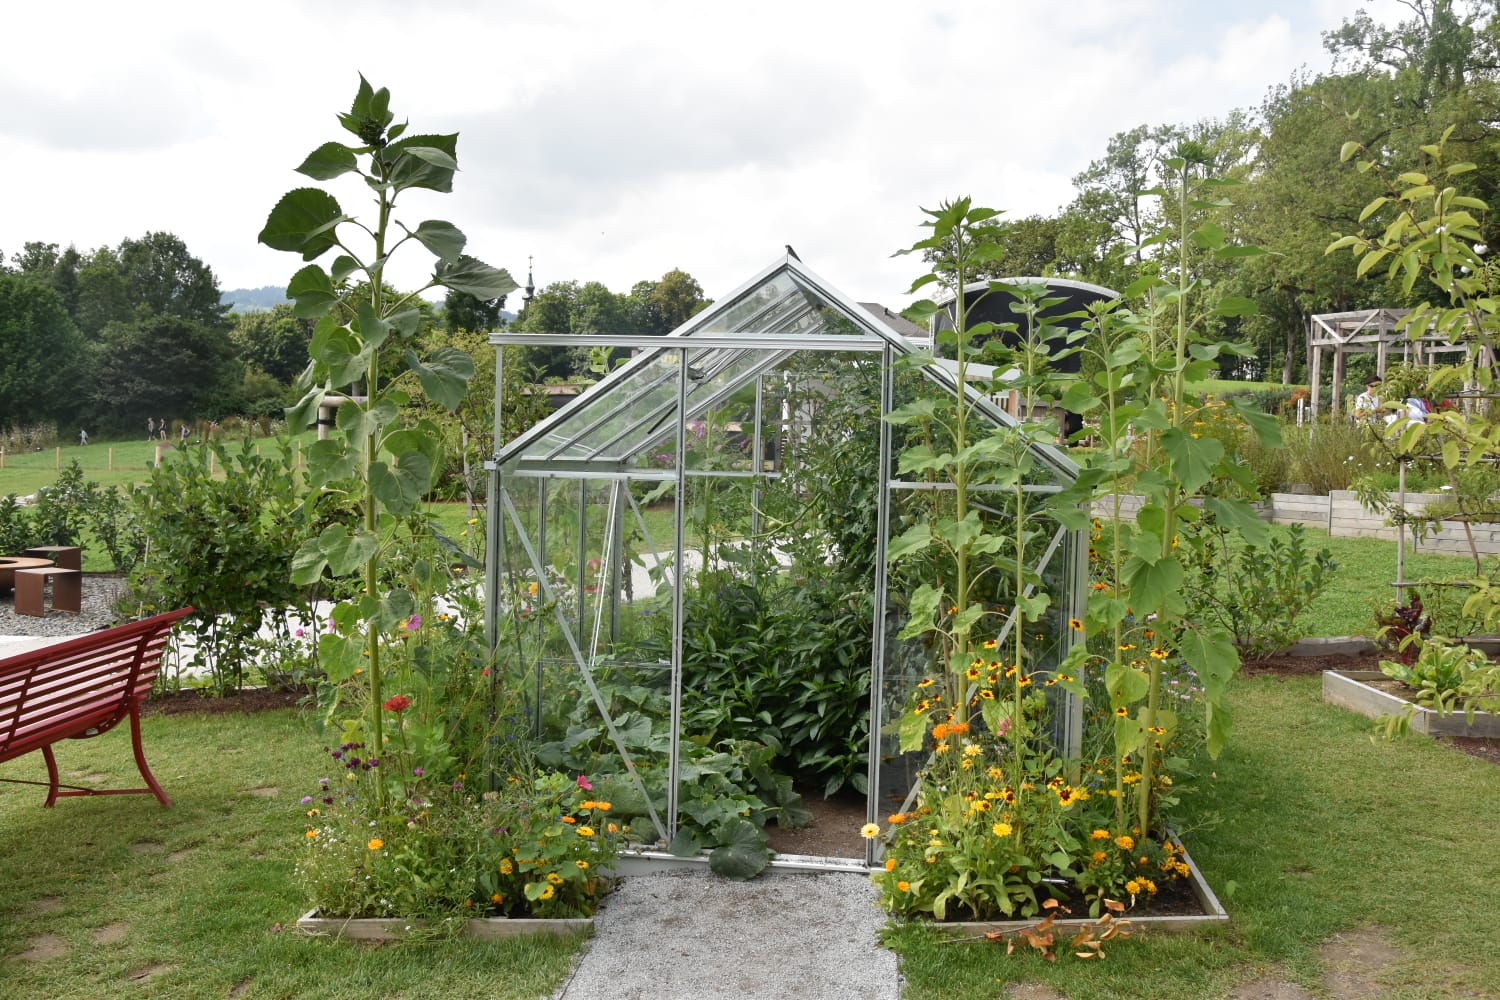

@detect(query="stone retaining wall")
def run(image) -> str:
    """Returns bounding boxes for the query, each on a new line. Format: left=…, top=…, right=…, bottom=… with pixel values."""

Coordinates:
left=1095, top=491, right=1500, bottom=556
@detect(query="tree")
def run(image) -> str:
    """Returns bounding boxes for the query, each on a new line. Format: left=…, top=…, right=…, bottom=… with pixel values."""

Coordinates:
left=443, top=288, right=505, bottom=334
left=0, top=275, right=86, bottom=426
left=627, top=269, right=709, bottom=335
left=90, top=313, right=239, bottom=429
left=229, top=303, right=315, bottom=384
left=117, top=232, right=230, bottom=332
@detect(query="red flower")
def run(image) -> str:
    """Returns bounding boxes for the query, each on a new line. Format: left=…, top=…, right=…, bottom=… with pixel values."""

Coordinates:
left=383, top=695, right=411, bottom=713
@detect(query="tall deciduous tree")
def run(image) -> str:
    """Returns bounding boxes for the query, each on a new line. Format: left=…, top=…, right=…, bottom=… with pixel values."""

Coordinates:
left=0, top=274, right=86, bottom=426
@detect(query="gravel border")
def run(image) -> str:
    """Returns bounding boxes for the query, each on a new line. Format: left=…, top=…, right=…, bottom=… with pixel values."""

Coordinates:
left=0, top=572, right=124, bottom=640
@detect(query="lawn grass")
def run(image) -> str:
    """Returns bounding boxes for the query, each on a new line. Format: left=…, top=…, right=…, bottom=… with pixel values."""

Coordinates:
left=0, top=706, right=581, bottom=999
left=887, top=673, right=1500, bottom=999
left=1295, top=526, right=1483, bottom=638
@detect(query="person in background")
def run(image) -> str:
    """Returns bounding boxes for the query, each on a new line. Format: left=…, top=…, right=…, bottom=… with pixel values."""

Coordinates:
left=1353, top=377, right=1381, bottom=423
left=79, top=428, right=88, bottom=446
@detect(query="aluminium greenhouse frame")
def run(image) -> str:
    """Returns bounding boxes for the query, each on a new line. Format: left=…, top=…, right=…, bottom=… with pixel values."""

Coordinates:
left=484, top=254, right=1087, bottom=869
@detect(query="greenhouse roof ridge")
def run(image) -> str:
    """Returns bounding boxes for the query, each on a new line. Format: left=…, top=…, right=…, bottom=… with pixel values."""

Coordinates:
left=490, top=253, right=1080, bottom=481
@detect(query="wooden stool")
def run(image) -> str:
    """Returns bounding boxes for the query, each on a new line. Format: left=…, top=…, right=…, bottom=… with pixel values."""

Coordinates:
left=23, top=546, right=81, bottom=571
left=14, top=568, right=82, bottom=616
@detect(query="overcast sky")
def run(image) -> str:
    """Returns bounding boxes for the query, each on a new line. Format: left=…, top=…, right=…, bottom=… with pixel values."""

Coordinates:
left=1, top=0, right=1408, bottom=310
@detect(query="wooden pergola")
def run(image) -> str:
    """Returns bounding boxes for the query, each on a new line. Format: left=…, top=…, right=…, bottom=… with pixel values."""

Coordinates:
left=1307, top=308, right=1473, bottom=419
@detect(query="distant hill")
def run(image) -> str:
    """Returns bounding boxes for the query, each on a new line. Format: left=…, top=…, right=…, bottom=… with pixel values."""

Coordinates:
left=222, top=286, right=288, bottom=313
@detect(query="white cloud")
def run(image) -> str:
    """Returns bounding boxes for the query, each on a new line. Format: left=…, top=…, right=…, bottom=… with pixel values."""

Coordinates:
left=0, top=0, right=1404, bottom=306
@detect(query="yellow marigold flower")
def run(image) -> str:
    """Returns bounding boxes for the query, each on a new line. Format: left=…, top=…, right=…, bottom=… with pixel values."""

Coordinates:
left=491, top=893, right=503, bottom=904
left=596, top=802, right=611, bottom=811
left=304, top=829, right=318, bottom=839
left=1143, top=878, right=1158, bottom=894
left=607, top=823, right=619, bottom=834
left=1092, top=829, right=1111, bottom=840
left=884, top=857, right=897, bottom=872
left=1125, top=879, right=1141, bottom=895
left=935, top=742, right=950, bottom=754
left=499, top=859, right=514, bottom=875
left=860, top=823, right=881, bottom=840
left=897, top=880, right=911, bottom=892
left=1092, top=851, right=1107, bottom=862
left=306, top=808, right=320, bottom=817
left=367, top=838, right=384, bottom=851
left=1115, top=835, right=1135, bottom=851
left=991, top=822, right=1012, bottom=837
left=577, top=826, right=595, bottom=837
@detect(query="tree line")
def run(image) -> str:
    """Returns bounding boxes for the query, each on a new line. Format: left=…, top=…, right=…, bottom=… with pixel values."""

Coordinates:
left=0, top=226, right=709, bottom=438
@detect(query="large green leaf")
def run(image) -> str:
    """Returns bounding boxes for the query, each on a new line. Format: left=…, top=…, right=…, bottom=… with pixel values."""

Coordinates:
left=318, top=525, right=378, bottom=577
left=305, top=438, right=358, bottom=488
left=287, top=264, right=337, bottom=318
left=311, top=323, right=370, bottom=388
left=317, top=633, right=363, bottom=683
left=290, top=537, right=328, bottom=585
left=434, top=255, right=518, bottom=299
left=335, top=397, right=399, bottom=442
left=296, top=142, right=359, bottom=181
left=1122, top=552, right=1184, bottom=615
left=258, top=188, right=346, bottom=260
left=1160, top=426, right=1224, bottom=495
left=896, top=583, right=942, bottom=640
left=285, top=384, right=326, bottom=434
left=708, top=818, right=770, bottom=880
left=886, top=523, right=932, bottom=563
left=384, top=426, right=443, bottom=491
left=409, top=220, right=466, bottom=262
left=405, top=345, right=475, bottom=411
left=370, top=452, right=431, bottom=514
left=386, top=133, right=458, bottom=193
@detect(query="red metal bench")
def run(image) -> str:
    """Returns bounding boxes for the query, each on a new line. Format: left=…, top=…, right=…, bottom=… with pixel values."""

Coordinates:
left=0, top=608, right=194, bottom=807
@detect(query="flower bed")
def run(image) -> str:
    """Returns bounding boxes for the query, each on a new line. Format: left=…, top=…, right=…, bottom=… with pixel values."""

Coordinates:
left=1323, top=669, right=1500, bottom=738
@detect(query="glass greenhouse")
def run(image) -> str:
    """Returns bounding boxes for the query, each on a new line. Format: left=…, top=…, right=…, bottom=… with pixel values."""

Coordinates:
left=484, top=255, right=1086, bottom=870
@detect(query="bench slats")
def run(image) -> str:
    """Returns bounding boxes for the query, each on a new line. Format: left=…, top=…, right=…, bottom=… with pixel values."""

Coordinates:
left=0, top=608, right=193, bottom=806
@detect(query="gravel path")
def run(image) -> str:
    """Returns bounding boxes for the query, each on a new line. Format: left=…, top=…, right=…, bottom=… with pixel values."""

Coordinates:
left=0, top=572, right=124, bottom=647
left=552, top=869, right=900, bottom=1000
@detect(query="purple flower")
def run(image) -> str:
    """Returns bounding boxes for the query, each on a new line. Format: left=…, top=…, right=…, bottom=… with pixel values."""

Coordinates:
left=413, top=768, right=424, bottom=777
left=404, top=614, right=422, bottom=632
left=294, top=628, right=305, bottom=638
left=301, top=796, right=313, bottom=804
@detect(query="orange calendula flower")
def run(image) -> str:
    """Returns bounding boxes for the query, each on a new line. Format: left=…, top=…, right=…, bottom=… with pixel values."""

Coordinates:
left=884, top=857, right=897, bottom=872
left=1115, top=835, right=1135, bottom=850
left=888, top=813, right=906, bottom=825
left=560, top=816, right=576, bottom=824
left=305, top=829, right=318, bottom=839
left=897, top=880, right=911, bottom=892
left=367, top=838, right=384, bottom=851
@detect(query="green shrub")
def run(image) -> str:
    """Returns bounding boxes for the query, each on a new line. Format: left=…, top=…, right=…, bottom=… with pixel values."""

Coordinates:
left=1284, top=421, right=1385, bottom=493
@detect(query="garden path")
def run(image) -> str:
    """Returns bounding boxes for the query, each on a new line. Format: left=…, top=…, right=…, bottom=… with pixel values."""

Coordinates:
left=551, top=868, right=899, bottom=1000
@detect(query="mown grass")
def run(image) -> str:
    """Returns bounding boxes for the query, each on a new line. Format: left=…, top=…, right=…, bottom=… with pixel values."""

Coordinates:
left=0, top=707, right=581, bottom=999
left=889, top=673, right=1500, bottom=999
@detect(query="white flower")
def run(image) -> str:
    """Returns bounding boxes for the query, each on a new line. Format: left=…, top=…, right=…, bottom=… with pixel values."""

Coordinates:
left=1441, top=485, right=1453, bottom=491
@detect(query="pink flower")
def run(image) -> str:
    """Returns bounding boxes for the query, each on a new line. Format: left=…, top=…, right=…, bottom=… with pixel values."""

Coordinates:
left=996, top=716, right=1012, bottom=737
left=576, top=775, right=593, bottom=791
left=404, top=614, right=422, bottom=631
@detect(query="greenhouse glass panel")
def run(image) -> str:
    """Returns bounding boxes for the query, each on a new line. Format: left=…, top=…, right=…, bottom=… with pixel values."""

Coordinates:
left=487, top=255, right=1085, bottom=872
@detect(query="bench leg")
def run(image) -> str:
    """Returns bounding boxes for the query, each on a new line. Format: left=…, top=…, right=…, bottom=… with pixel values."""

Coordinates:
left=129, top=700, right=171, bottom=807
left=42, top=744, right=62, bottom=808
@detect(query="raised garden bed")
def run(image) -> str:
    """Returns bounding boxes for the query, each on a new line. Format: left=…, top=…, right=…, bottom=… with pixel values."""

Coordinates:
left=1323, top=669, right=1500, bottom=738
left=927, top=837, right=1227, bottom=935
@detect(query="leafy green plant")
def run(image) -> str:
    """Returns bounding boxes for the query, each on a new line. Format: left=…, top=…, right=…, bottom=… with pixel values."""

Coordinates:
left=261, top=75, right=514, bottom=779
left=1181, top=522, right=1337, bottom=657
left=1376, top=636, right=1500, bottom=737
left=130, top=438, right=318, bottom=694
